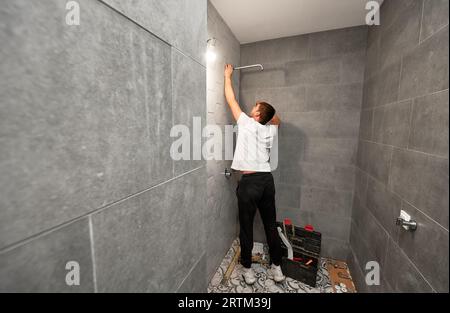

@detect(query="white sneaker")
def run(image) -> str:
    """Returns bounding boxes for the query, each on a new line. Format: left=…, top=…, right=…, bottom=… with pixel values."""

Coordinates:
left=242, top=267, right=257, bottom=285
left=270, top=264, right=286, bottom=283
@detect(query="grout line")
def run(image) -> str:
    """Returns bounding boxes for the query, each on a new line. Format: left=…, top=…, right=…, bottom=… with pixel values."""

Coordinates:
left=174, top=251, right=206, bottom=292
left=371, top=88, right=449, bottom=110
left=386, top=143, right=394, bottom=189
left=402, top=198, right=449, bottom=233
left=419, top=22, right=449, bottom=44
left=0, top=166, right=206, bottom=254
left=390, top=237, right=435, bottom=291
left=357, top=203, right=391, bottom=281
left=418, top=0, right=426, bottom=44
left=172, top=46, right=207, bottom=69
left=360, top=138, right=449, bottom=159
left=97, top=0, right=206, bottom=69
left=88, top=216, right=98, bottom=293
left=396, top=52, right=403, bottom=103
left=362, top=168, right=449, bottom=232
left=350, top=221, right=377, bottom=264
left=347, top=248, right=365, bottom=288
left=171, top=50, right=176, bottom=179
left=96, top=0, right=169, bottom=45
left=406, top=96, right=415, bottom=150
left=369, top=107, right=375, bottom=141
left=381, top=232, right=389, bottom=275
left=355, top=189, right=391, bottom=242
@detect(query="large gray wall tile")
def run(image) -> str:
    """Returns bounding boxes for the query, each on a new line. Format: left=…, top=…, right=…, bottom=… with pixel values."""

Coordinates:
left=362, top=61, right=401, bottom=109
left=0, top=0, right=173, bottom=248
left=352, top=194, right=390, bottom=267
left=420, top=0, right=449, bottom=42
left=0, top=219, right=94, bottom=292
left=92, top=169, right=206, bottom=293
left=285, top=58, right=341, bottom=85
left=384, top=238, right=433, bottom=292
left=306, top=83, right=363, bottom=112
left=256, top=87, right=307, bottom=112
left=302, top=138, right=358, bottom=165
left=309, top=26, right=367, bottom=58
left=349, top=223, right=378, bottom=272
left=379, top=0, right=422, bottom=70
left=340, top=52, right=367, bottom=84
left=366, top=176, right=401, bottom=239
left=176, top=253, right=207, bottom=293
left=277, top=136, right=304, bottom=168
left=398, top=202, right=449, bottom=292
left=295, top=163, right=355, bottom=191
left=380, top=0, right=421, bottom=32
left=321, top=237, right=349, bottom=260
left=300, top=186, right=353, bottom=217
left=172, top=49, right=206, bottom=176
left=275, top=183, right=301, bottom=209
left=377, top=61, right=401, bottom=106
left=308, top=212, right=351, bottom=242
left=399, top=25, right=449, bottom=100
left=357, top=141, right=393, bottom=184
left=241, top=35, right=310, bottom=65
left=409, top=90, right=449, bottom=157
left=389, top=149, right=449, bottom=229
left=240, top=62, right=286, bottom=90
left=347, top=247, right=394, bottom=293
left=101, top=0, right=207, bottom=65
left=372, top=100, right=411, bottom=147
left=279, top=111, right=360, bottom=138
left=239, top=88, right=257, bottom=113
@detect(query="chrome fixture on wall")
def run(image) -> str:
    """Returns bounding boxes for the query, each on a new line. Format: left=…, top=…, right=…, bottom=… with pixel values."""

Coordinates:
left=234, top=64, right=264, bottom=71
left=396, top=217, right=417, bottom=231
left=221, top=168, right=232, bottom=178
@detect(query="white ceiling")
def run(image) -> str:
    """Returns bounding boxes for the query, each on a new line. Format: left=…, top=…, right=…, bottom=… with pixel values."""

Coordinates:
left=210, top=0, right=383, bottom=44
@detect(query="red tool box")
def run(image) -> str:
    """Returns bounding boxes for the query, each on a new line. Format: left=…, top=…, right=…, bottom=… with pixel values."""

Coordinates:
left=276, top=220, right=322, bottom=287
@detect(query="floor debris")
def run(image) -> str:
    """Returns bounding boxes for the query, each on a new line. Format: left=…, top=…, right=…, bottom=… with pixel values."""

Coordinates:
left=208, top=239, right=338, bottom=293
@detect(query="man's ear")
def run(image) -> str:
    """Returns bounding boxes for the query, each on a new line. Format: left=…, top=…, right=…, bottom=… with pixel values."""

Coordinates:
left=254, top=111, right=261, bottom=121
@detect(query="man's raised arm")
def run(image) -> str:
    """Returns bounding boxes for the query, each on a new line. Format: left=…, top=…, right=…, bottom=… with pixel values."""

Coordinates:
left=224, top=64, right=243, bottom=122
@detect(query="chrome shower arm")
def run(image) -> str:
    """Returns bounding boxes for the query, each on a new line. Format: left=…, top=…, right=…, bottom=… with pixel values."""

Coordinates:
left=234, top=64, right=264, bottom=71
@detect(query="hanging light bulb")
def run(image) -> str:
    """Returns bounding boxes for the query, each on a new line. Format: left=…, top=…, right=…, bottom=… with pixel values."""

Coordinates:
left=206, top=38, right=217, bottom=63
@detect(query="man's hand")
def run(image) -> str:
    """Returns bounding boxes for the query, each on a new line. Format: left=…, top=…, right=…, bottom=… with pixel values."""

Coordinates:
left=224, top=64, right=234, bottom=78
left=270, top=114, right=281, bottom=126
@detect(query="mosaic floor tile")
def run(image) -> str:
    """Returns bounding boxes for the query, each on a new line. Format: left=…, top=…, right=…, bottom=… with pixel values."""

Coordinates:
left=208, top=239, right=335, bottom=293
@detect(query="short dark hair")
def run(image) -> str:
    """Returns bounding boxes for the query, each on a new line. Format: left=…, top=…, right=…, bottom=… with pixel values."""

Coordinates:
left=256, top=101, right=276, bottom=125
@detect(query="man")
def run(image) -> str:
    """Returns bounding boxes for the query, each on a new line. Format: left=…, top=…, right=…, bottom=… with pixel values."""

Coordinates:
left=224, top=64, right=285, bottom=285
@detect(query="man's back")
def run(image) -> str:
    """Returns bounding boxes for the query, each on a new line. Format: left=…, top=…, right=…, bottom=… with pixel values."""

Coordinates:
left=231, top=112, right=277, bottom=173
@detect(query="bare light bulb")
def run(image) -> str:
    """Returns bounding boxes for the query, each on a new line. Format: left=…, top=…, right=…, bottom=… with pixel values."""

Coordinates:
left=206, top=49, right=217, bottom=63
left=206, top=38, right=217, bottom=63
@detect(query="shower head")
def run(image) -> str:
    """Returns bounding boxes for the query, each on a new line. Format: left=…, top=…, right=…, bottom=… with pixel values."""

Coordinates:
left=234, top=64, right=264, bottom=71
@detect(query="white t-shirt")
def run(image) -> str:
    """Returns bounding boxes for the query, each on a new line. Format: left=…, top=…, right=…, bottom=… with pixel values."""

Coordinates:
left=231, top=113, right=278, bottom=172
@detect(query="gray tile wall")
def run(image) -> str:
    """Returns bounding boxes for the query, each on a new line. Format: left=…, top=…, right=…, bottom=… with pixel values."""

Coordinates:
left=349, top=0, right=449, bottom=293
left=0, top=0, right=207, bottom=292
left=239, top=26, right=368, bottom=259
left=205, top=2, right=240, bottom=282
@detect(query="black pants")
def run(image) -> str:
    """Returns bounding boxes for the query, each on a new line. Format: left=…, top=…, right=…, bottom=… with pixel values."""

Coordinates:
left=236, top=172, right=282, bottom=268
